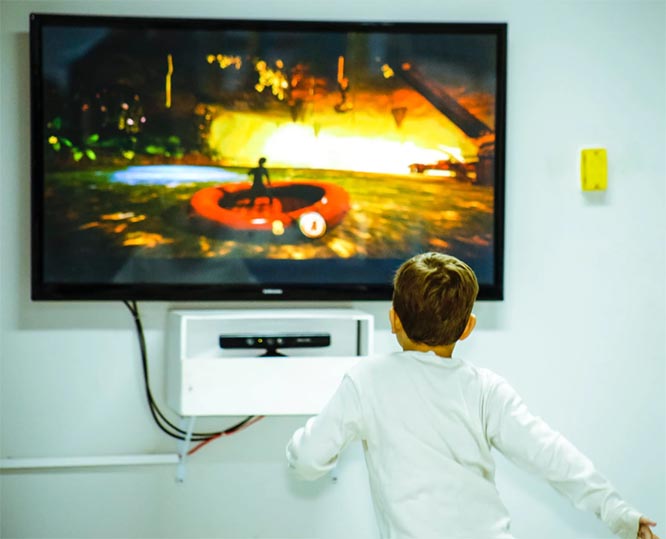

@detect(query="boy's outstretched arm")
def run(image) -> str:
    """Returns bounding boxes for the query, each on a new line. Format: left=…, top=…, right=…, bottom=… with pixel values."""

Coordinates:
left=484, top=375, right=653, bottom=539
left=286, top=375, right=363, bottom=480
left=639, top=517, right=660, bottom=539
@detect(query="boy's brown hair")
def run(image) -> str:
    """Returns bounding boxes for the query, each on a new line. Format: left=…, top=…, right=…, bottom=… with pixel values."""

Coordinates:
left=392, top=252, right=479, bottom=346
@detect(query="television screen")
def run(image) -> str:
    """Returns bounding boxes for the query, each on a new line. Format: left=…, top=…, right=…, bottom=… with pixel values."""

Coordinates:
left=30, top=14, right=506, bottom=301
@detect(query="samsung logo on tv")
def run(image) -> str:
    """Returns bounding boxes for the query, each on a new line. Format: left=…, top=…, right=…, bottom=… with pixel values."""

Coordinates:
left=262, top=288, right=284, bottom=295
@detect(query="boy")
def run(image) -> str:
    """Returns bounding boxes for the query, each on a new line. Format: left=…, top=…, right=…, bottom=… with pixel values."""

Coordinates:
left=286, top=252, right=659, bottom=539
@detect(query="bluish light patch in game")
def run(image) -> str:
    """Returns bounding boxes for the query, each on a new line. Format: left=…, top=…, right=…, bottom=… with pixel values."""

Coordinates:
left=110, top=165, right=245, bottom=185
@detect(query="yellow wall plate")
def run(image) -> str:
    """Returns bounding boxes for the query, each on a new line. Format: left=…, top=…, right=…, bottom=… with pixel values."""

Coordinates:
left=581, top=148, right=607, bottom=191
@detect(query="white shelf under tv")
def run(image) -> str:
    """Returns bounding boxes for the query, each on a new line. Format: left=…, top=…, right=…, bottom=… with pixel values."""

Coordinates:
left=166, top=308, right=374, bottom=416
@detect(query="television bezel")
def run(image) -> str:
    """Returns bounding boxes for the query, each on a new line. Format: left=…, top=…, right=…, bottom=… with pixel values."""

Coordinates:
left=29, top=13, right=507, bottom=302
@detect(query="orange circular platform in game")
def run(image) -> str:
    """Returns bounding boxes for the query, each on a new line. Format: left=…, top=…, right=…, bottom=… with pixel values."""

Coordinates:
left=190, top=181, right=350, bottom=237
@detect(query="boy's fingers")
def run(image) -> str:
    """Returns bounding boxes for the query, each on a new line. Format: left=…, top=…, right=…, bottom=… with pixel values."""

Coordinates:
left=638, top=518, right=658, bottom=539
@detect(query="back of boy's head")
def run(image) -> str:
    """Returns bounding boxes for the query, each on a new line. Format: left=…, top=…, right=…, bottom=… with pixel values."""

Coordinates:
left=392, top=252, right=479, bottom=346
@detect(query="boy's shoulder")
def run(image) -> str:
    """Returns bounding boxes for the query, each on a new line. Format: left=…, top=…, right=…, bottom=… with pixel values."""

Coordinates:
left=461, top=360, right=512, bottom=391
left=349, top=351, right=508, bottom=390
left=346, top=351, right=401, bottom=376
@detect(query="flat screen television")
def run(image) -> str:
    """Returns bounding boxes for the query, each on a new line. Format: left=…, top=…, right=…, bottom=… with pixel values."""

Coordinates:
left=30, top=13, right=507, bottom=301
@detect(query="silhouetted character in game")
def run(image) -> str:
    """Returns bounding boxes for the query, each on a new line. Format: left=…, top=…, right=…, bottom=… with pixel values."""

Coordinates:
left=334, top=76, right=353, bottom=113
left=247, top=157, right=273, bottom=207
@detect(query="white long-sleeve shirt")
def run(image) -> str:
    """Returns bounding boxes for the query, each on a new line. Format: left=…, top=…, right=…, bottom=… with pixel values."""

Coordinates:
left=286, top=351, right=641, bottom=539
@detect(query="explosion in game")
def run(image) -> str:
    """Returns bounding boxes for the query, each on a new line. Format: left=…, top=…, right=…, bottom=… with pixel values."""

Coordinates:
left=35, top=18, right=504, bottom=293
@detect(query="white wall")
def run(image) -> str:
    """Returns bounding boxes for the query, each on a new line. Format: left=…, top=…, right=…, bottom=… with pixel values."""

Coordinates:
left=1, top=1, right=664, bottom=538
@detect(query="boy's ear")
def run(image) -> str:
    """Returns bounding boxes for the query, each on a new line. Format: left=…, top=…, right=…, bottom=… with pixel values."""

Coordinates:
left=459, top=314, right=477, bottom=341
left=389, top=307, right=402, bottom=335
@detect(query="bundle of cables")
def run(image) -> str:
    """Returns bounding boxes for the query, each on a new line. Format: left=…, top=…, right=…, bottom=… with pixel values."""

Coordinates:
left=123, top=300, right=263, bottom=455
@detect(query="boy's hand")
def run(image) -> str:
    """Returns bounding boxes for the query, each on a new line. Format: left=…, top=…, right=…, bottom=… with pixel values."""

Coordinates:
left=639, top=516, right=660, bottom=539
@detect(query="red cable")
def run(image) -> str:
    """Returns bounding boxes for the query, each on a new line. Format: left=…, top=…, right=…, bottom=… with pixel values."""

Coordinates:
left=187, top=416, right=265, bottom=456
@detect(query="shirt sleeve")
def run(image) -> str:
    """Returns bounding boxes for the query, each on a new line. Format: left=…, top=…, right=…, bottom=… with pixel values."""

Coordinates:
left=484, top=376, right=642, bottom=539
left=286, top=375, right=364, bottom=480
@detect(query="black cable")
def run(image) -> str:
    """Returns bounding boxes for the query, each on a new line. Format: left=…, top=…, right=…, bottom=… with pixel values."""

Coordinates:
left=125, top=299, right=254, bottom=440
left=124, top=300, right=206, bottom=440
left=123, top=300, right=255, bottom=442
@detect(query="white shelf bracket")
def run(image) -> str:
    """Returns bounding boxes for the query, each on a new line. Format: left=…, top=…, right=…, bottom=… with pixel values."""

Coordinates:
left=175, top=416, right=196, bottom=483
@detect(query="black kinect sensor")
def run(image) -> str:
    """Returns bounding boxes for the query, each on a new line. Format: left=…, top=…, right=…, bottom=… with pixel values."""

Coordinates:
left=219, top=333, right=331, bottom=357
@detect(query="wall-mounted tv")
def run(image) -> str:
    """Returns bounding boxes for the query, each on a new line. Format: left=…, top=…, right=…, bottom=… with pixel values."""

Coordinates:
left=30, top=13, right=507, bottom=301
